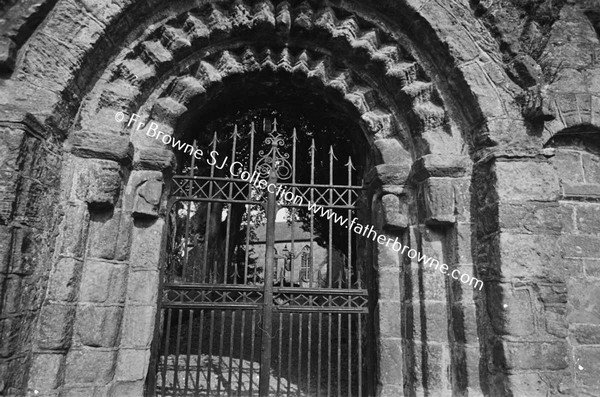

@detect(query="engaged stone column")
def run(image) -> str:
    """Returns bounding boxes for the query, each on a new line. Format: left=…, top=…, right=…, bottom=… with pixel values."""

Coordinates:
left=27, top=155, right=163, bottom=397
left=364, top=138, right=411, bottom=396
left=40, top=157, right=127, bottom=396
left=110, top=170, right=164, bottom=396
left=404, top=154, right=478, bottom=397
left=474, top=151, right=570, bottom=396
left=374, top=186, right=411, bottom=397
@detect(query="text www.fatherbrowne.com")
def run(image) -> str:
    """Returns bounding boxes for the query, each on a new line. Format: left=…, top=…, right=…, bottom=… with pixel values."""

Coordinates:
left=306, top=202, right=483, bottom=290
left=118, top=111, right=484, bottom=291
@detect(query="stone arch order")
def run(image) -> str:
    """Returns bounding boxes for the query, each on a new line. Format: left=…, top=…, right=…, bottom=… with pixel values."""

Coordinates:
left=86, top=44, right=412, bottom=158
left=8, top=0, right=523, bottom=151
left=115, top=68, right=409, bottom=397
left=119, top=45, right=424, bottom=160
left=64, top=0, right=466, bottom=161
left=125, top=45, right=411, bottom=397
left=13, top=0, right=500, bottom=155
left=7, top=1, right=528, bottom=397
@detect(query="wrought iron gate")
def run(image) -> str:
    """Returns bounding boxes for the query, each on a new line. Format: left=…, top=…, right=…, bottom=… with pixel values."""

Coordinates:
left=149, top=121, right=369, bottom=396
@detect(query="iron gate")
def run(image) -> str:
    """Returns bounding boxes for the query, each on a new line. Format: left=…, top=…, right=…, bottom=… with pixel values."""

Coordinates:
left=149, top=121, right=370, bottom=396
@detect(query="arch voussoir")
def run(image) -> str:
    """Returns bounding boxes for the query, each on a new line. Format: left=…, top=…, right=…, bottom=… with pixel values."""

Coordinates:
left=148, top=46, right=396, bottom=139
left=69, top=0, right=458, bottom=159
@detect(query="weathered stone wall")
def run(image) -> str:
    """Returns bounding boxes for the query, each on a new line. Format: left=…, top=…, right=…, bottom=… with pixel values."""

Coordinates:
left=24, top=159, right=166, bottom=396
left=0, top=114, right=63, bottom=395
left=471, top=140, right=600, bottom=396
left=475, top=152, right=569, bottom=396
left=550, top=139, right=600, bottom=394
left=543, top=1, right=600, bottom=137
left=0, top=0, right=598, bottom=396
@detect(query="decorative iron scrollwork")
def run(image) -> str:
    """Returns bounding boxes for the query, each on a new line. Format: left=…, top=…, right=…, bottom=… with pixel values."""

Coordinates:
left=254, top=128, right=292, bottom=181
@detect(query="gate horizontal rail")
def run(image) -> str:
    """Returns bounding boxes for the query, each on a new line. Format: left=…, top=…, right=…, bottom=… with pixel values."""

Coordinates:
left=151, top=122, right=372, bottom=396
left=162, top=285, right=369, bottom=313
left=171, top=175, right=364, bottom=209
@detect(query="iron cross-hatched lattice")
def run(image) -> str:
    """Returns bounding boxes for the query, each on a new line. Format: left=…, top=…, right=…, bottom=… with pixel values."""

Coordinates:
left=149, top=120, right=371, bottom=397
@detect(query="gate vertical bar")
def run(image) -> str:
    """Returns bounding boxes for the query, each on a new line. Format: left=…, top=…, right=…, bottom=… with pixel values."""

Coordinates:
left=289, top=128, right=297, bottom=285
left=184, top=140, right=196, bottom=281
left=309, top=139, right=315, bottom=288
left=202, top=133, right=218, bottom=282
left=258, top=120, right=280, bottom=396
left=223, top=127, right=239, bottom=284
left=151, top=119, right=370, bottom=397
left=245, top=124, right=255, bottom=284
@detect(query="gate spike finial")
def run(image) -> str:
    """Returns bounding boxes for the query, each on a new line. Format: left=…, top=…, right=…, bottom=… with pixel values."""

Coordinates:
left=329, top=145, right=338, bottom=161
left=346, top=156, right=355, bottom=187
left=345, top=157, right=356, bottom=170
left=232, top=124, right=240, bottom=139
left=272, top=118, right=278, bottom=131
left=310, top=138, right=316, bottom=185
left=329, top=145, right=336, bottom=185
left=209, top=131, right=219, bottom=148
left=292, top=127, right=298, bottom=142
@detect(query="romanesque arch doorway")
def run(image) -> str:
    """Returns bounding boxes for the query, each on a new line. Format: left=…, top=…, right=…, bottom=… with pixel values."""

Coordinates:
left=148, top=115, right=373, bottom=396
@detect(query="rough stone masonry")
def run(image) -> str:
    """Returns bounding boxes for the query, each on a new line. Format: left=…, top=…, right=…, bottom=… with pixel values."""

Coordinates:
left=0, top=0, right=600, bottom=396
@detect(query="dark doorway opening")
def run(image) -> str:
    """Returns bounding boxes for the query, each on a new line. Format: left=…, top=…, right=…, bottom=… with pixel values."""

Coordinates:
left=149, top=111, right=374, bottom=396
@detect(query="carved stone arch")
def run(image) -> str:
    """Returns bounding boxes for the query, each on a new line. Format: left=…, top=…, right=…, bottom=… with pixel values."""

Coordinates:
left=1, top=1, right=517, bottom=396
left=48, top=4, right=475, bottom=395
left=67, top=1, right=464, bottom=162
left=5, top=0, right=525, bottom=153
left=126, top=46, right=414, bottom=159
left=68, top=54, right=416, bottom=180
left=5, top=1, right=600, bottom=396
left=12, top=0, right=466, bottom=162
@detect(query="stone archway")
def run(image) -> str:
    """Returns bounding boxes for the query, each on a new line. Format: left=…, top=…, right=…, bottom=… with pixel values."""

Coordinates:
left=5, top=2, right=482, bottom=396
left=3, top=1, right=579, bottom=397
